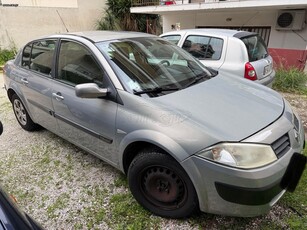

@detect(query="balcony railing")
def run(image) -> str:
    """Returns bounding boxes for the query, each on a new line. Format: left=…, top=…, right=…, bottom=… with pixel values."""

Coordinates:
left=131, top=0, right=229, bottom=7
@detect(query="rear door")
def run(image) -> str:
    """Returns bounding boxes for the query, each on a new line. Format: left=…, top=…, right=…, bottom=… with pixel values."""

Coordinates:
left=52, top=39, right=119, bottom=165
left=16, top=39, right=58, bottom=133
left=240, top=35, right=273, bottom=81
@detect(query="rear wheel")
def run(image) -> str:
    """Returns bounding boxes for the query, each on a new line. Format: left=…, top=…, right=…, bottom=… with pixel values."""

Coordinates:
left=12, top=94, right=38, bottom=131
left=128, top=150, right=199, bottom=218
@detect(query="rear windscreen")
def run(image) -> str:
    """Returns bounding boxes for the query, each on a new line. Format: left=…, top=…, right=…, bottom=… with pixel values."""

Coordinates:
left=241, top=35, right=268, bottom=62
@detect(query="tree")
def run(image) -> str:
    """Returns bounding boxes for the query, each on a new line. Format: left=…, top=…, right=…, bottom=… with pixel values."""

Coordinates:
left=97, top=0, right=161, bottom=34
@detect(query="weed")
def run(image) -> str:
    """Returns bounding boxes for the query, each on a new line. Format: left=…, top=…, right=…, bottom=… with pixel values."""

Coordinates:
left=273, top=67, right=307, bottom=94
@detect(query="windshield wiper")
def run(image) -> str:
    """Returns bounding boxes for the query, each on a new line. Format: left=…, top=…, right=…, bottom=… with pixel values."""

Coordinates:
left=133, top=87, right=180, bottom=95
left=184, top=73, right=211, bottom=88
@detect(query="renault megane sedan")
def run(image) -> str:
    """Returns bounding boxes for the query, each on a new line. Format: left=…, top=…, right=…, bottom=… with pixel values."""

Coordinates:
left=3, top=31, right=306, bottom=218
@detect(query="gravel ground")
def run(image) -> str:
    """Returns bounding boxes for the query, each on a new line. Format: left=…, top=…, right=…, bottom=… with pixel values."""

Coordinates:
left=0, top=72, right=306, bottom=229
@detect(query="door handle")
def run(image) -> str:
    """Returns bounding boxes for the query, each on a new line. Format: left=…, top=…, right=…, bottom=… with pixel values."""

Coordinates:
left=21, top=78, right=28, bottom=85
left=52, top=92, right=64, bottom=101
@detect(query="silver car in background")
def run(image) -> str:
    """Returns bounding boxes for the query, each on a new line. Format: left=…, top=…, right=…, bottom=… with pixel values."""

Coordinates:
left=3, top=31, right=306, bottom=218
left=161, top=29, right=275, bottom=87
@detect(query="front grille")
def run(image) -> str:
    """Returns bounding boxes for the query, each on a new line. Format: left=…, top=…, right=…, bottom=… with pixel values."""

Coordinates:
left=271, top=134, right=290, bottom=158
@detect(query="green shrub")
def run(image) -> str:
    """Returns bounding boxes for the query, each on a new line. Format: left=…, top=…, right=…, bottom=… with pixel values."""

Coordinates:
left=273, top=67, right=307, bottom=94
left=0, top=48, right=16, bottom=65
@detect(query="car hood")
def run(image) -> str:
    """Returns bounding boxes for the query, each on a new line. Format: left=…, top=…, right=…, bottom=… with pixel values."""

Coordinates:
left=152, top=75, right=284, bottom=142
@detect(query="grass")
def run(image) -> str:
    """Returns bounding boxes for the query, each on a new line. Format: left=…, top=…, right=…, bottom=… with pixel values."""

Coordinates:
left=108, top=193, right=161, bottom=229
left=273, top=67, right=307, bottom=95
left=279, top=147, right=307, bottom=229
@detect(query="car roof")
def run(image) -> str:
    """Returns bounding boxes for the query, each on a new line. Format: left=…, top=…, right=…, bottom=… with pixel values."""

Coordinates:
left=47, top=31, right=156, bottom=43
left=162, top=29, right=257, bottom=38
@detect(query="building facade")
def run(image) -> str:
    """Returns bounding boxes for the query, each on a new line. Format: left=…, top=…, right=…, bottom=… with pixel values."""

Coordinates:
left=0, top=0, right=106, bottom=49
left=131, top=0, right=307, bottom=71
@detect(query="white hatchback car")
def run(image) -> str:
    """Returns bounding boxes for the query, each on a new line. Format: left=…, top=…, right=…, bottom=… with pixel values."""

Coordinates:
left=161, top=29, right=275, bottom=87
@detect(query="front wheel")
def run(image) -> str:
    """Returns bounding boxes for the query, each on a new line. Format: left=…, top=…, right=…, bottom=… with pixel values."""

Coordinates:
left=128, top=150, right=199, bottom=218
left=12, top=94, right=38, bottom=131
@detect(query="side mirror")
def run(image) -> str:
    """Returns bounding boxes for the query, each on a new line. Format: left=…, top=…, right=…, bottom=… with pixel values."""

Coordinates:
left=75, top=83, right=108, bottom=98
left=0, top=121, right=3, bottom=136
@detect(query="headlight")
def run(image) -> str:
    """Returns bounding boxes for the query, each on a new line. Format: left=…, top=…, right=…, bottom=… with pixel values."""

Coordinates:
left=197, top=143, right=277, bottom=169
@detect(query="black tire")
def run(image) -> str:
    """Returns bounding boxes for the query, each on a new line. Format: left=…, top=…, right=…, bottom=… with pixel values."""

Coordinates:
left=12, top=94, right=38, bottom=131
left=128, top=150, right=199, bottom=218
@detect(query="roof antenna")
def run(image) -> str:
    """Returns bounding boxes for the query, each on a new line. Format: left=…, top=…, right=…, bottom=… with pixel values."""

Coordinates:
left=56, top=10, right=69, bottom=32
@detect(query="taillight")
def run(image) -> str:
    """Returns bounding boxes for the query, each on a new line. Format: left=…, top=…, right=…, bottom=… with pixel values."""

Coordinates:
left=244, top=62, right=257, bottom=81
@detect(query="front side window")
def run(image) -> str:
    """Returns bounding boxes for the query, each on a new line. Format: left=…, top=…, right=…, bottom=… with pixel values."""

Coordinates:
left=21, top=40, right=56, bottom=75
left=57, top=41, right=104, bottom=87
left=183, top=35, right=223, bottom=60
left=241, top=35, right=268, bottom=62
left=96, top=37, right=214, bottom=97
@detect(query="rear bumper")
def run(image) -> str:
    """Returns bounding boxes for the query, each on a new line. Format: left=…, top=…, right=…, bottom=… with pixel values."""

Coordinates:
left=257, top=69, right=275, bottom=88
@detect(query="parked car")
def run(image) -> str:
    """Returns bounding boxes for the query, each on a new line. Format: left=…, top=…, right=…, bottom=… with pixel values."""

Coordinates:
left=3, top=31, right=306, bottom=218
left=161, top=29, right=275, bottom=87
left=0, top=120, right=43, bottom=229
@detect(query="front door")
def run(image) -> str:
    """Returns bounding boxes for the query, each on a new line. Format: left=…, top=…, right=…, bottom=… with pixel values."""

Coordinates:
left=52, top=40, right=118, bottom=165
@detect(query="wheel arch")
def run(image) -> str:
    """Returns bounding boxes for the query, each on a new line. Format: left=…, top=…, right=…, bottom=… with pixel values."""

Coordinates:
left=120, top=130, right=190, bottom=174
left=7, top=88, right=16, bottom=102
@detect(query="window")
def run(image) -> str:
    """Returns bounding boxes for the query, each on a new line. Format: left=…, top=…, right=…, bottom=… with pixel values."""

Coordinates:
left=241, top=35, right=268, bottom=62
left=183, top=35, right=223, bottom=60
left=161, top=35, right=181, bottom=45
left=96, top=37, right=211, bottom=96
left=21, top=40, right=56, bottom=76
left=57, top=41, right=104, bottom=87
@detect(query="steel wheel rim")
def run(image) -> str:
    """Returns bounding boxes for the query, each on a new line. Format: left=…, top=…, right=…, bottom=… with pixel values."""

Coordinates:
left=140, top=165, right=188, bottom=210
left=13, top=99, right=27, bottom=126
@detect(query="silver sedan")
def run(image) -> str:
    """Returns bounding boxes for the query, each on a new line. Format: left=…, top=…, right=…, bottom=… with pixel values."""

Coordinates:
left=3, top=31, right=306, bottom=218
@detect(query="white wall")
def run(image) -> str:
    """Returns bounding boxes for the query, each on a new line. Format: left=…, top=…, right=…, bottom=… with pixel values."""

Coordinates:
left=162, top=9, right=307, bottom=50
left=0, top=0, right=106, bottom=49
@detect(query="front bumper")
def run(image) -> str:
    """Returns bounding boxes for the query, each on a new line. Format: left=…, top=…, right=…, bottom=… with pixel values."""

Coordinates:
left=181, top=109, right=305, bottom=217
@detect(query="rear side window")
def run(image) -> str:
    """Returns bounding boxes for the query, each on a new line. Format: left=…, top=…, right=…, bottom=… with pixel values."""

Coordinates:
left=161, top=35, right=181, bottom=45
left=241, top=35, right=268, bottom=62
left=21, top=40, right=56, bottom=76
left=182, top=35, right=223, bottom=60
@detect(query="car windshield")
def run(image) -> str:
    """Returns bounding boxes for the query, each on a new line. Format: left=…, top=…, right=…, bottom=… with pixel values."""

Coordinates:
left=241, top=35, right=268, bottom=62
left=96, top=37, right=213, bottom=97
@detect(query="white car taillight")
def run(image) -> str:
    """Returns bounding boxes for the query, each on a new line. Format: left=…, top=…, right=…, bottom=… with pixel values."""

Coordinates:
left=244, top=62, right=257, bottom=81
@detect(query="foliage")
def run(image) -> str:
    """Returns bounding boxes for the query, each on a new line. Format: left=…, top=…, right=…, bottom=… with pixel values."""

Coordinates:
left=96, top=0, right=161, bottom=34
left=273, top=67, right=307, bottom=94
left=0, top=48, right=16, bottom=65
